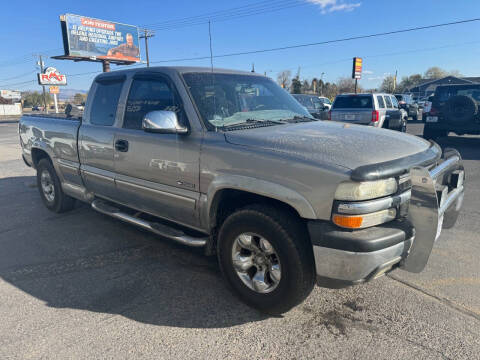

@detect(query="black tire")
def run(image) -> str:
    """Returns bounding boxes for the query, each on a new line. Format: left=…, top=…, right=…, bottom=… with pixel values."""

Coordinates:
left=444, top=95, right=478, bottom=123
left=423, top=127, right=448, bottom=140
left=400, top=118, right=407, bottom=132
left=217, top=205, right=315, bottom=314
left=36, top=158, right=75, bottom=213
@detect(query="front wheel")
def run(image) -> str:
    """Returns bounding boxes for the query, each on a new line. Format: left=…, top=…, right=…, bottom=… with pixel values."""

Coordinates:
left=217, top=205, right=315, bottom=314
left=36, top=158, right=76, bottom=213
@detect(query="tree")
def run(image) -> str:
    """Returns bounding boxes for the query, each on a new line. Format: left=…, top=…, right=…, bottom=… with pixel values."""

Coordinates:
left=397, top=74, right=423, bottom=92
left=277, top=70, right=291, bottom=90
left=380, top=76, right=396, bottom=93
left=424, top=67, right=448, bottom=80
left=301, top=79, right=311, bottom=93
left=22, top=91, right=52, bottom=107
left=337, top=77, right=360, bottom=94
left=73, top=93, right=87, bottom=104
left=291, top=77, right=302, bottom=94
left=323, top=82, right=338, bottom=100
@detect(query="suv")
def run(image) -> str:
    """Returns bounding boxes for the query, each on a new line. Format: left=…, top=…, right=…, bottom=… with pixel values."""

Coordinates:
left=330, top=93, right=407, bottom=132
left=292, top=94, right=329, bottom=120
left=395, top=94, right=420, bottom=120
left=424, top=84, right=480, bottom=139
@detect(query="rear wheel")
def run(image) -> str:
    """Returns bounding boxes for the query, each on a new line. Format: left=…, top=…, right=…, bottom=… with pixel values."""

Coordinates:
left=423, top=127, right=448, bottom=140
left=217, top=205, right=315, bottom=314
left=36, top=158, right=75, bottom=213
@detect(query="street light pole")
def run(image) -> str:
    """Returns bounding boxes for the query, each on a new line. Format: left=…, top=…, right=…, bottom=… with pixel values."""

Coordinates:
left=37, top=55, right=48, bottom=113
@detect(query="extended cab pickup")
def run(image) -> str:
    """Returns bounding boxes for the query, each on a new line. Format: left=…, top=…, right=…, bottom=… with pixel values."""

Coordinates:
left=19, top=67, right=465, bottom=314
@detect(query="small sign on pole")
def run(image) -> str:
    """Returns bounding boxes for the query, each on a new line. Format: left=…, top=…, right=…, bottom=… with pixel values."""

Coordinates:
left=49, top=86, right=60, bottom=114
left=352, top=57, right=363, bottom=94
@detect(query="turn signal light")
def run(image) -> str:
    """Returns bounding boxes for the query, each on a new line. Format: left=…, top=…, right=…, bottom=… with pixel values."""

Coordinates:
left=332, top=215, right=363, bottom=229
left=332, top=209, right=397, bottom=229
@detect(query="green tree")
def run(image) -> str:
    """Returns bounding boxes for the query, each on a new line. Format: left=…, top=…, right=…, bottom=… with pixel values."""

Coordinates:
left=22, top=91, right=52, bottom=107
left=73, top=93, right=87, bottom=104
left=291, top=77, right=302, bottom=94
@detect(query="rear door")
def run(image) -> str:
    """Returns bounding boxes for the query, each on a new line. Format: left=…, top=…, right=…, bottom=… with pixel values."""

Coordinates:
left=79, top=76, right=125, bottom=200
left=113, top=73, right=202, bottom=229
left=385, top=95, right=402, bottom=129
left=331, top=95, right=373, bottom=124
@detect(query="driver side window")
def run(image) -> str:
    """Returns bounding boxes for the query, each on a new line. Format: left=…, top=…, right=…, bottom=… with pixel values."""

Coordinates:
left=123, top=77, right=182, bottom=130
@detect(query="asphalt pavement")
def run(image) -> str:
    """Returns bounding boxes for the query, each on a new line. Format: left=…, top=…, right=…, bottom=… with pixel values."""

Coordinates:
left=0, top=121, right=479, bottom=359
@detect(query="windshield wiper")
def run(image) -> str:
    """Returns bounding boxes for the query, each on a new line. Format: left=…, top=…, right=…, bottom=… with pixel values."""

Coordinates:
left=220, top=118, right=286, bottom=129
left=282, top=115, right=317, bottom=123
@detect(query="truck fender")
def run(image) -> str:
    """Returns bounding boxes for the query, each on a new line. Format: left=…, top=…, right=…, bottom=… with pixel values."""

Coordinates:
left=203, top=174, right=317, bottom=230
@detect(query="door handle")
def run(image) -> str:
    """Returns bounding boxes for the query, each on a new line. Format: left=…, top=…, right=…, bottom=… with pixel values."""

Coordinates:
left=115, top=139, right=129, bottom=152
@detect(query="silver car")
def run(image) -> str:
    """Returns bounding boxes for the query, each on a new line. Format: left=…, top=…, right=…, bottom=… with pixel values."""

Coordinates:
left=330, top=93, right=407, bottom=132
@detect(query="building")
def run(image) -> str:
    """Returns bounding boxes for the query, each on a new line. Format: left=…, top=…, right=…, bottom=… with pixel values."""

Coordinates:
left=408, top=76, right=480, bottom=99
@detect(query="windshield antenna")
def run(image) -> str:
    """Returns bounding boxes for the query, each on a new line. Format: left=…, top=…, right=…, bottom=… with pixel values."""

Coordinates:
left=208, top=20, right=219, bottom=131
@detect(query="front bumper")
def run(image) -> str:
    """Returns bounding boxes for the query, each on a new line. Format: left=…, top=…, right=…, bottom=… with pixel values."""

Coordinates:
left=310, top=148, right=465, bottom=288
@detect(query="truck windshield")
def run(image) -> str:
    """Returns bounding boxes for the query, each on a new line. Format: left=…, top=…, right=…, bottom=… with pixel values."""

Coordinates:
left=333, top=95, right=373, bottom=109
left=182, top=72, right=312, bottom=129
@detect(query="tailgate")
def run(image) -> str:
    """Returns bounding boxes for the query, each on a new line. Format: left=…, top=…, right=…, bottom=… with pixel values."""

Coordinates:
left=331, top=109, right=372, bottom=124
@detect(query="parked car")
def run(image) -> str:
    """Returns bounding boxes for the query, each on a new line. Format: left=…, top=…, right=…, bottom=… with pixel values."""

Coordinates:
left=318, top=96, right=332, bottom=110
left=330, top=93, right=407, bottom=132
left=19, top=67, right=465, bottom=314
left=32, top=106, right=43, bottom=111
left=394, top=94, right=420, bottom=120
left=424, top=83, right=480, bottom=139
left=292, top=94, right=329, bottom=119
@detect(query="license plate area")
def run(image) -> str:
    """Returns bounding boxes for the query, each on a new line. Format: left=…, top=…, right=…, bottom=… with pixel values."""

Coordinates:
left=426, top=116, right=438, bottom=122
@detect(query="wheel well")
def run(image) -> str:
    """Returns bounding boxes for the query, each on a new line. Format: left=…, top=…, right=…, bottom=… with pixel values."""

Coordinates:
left=210, top=189, right=302, bottom=231
left=31, top=148, right=51, bottom=168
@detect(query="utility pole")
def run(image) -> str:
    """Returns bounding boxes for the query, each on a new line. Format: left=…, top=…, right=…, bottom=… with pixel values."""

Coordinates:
left=140, top=29, right=155, bottom=67
left=320, top=72, right=325, bottom=96
left=37, top=55, right=48, bottom=113
left=251, top=63, right=255, bottom=73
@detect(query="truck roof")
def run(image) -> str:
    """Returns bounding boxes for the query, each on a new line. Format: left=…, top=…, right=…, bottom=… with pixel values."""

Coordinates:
left=95, top=66, right=261, bottom=82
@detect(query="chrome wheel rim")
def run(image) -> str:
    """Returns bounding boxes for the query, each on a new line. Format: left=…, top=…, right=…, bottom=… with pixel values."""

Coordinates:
left=40, top=170, right=55, bottom=202
left=231, top=233, right=281, bottom=294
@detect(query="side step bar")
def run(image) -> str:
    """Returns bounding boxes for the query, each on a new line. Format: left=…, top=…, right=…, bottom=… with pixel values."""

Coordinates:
left=91, top=199, right=207, bottom=247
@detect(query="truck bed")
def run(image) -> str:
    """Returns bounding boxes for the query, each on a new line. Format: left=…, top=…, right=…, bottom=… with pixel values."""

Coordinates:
left=19, top=114, right=82, bottom=167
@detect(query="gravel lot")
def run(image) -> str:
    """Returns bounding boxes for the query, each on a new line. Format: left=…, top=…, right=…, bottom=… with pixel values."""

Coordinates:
left=0, top=121, right=479, bottom=359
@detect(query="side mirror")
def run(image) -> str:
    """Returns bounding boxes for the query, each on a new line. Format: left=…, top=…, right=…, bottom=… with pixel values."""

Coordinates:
left=142, top=110, right=188, bottom=134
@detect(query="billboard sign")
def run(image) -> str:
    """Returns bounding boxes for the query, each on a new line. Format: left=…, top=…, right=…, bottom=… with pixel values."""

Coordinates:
left=49, top=86, right=60, bottom=94
left=0, top=90, right=21, bottom=100
left=352, top=57, right=363, bottom=79
left=38, top=67, right=67, bottom=86
left=62, top=14, right=141, bottom=63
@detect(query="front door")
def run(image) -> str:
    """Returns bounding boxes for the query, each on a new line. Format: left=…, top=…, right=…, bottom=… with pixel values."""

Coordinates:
left=113, top=74, right=201, bottom=229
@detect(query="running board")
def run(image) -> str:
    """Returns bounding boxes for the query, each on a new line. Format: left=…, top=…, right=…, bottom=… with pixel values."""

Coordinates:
left=91, top=199, right=207, bottom=247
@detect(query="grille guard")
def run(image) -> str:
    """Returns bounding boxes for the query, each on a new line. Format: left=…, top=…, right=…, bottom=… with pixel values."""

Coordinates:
left=401, top=148, right=465, bottom=273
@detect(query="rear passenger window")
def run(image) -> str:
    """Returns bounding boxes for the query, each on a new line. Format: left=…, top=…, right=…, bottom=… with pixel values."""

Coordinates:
left=123, top=77, right=179, bottom=130
left=384, top=96, right=393, bottom=108
left=377, top=96, right=386, bottom=109
left=390, top=96, right=399, bottom=108
left=90, top=80, right=124, bottom=126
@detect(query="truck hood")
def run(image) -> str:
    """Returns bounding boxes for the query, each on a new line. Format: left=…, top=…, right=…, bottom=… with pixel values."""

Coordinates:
left=224, top=121, right=431, bottom=171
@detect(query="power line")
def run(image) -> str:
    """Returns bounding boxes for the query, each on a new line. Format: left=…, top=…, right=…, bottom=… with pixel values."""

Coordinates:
left=0, top=70, right=37, bottom=82
left=143, top=0, right=305, bottom=31
left=148, top=17, right=480, bottom=64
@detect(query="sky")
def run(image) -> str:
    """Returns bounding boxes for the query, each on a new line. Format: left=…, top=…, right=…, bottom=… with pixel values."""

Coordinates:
left=1, top=0, right=480, bottom=92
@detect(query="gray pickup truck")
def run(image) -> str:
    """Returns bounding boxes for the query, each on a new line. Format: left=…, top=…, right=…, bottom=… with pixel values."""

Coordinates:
left=19, top=67, right=465, bottom=314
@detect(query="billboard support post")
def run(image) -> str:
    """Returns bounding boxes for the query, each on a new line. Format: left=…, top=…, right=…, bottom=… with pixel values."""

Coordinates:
left=355, top=79, right=358, bottom=94
left=102, top=60, right=111, bottom=73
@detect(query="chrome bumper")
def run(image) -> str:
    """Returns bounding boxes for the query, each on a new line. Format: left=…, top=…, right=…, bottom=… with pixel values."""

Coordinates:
left=313, top=148, right=464, bottom=284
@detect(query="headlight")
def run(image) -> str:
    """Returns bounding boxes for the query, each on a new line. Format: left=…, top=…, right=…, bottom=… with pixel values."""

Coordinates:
left=334, top=178, right=398, bottom=201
